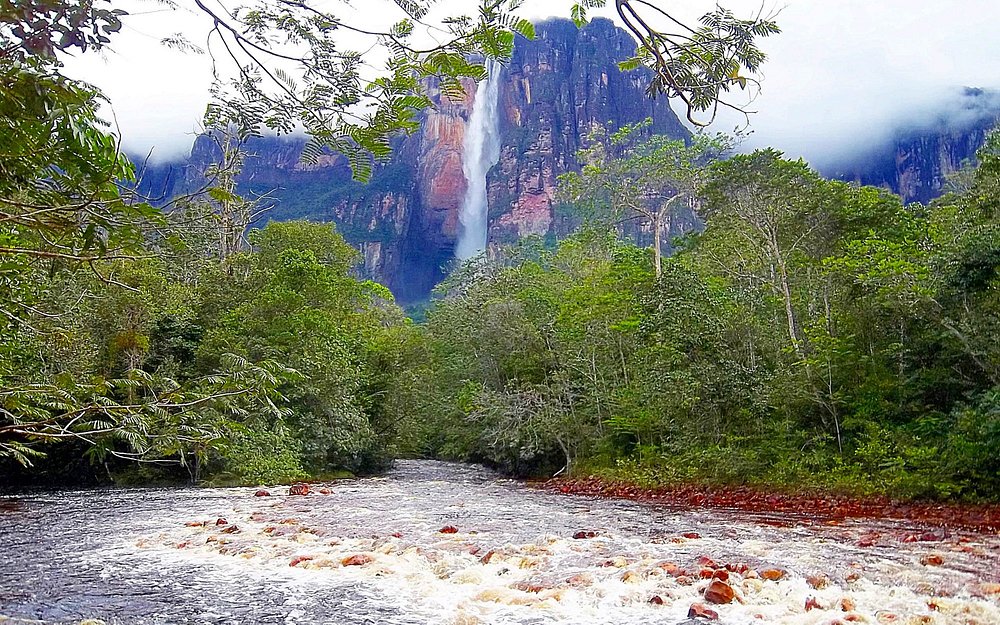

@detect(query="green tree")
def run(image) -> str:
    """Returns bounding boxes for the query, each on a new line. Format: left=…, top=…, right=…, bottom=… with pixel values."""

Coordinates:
left=560, top=122, right=727, bottom=277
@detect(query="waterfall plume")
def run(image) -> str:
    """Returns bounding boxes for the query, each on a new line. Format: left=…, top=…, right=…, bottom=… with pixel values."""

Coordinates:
left=456, top=60, right=502, bottom=261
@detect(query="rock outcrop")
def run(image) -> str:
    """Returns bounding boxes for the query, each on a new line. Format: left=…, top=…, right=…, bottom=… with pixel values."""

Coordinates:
left=831, top=88, right=1000, bottom=204
left=138, top=18, right=689, bottom=302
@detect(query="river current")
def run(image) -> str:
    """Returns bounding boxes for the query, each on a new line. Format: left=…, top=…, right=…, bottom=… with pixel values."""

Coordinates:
left=1, top=460, right=998, bottom=625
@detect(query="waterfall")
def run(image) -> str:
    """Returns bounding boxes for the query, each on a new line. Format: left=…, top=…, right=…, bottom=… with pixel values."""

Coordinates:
left=455, top=60, right=502, bottom=261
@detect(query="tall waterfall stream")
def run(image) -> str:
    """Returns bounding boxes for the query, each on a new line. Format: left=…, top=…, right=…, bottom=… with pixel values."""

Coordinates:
left=455, top=61, right=502, bottom=261
left=1, top=461, right=998, bottom=624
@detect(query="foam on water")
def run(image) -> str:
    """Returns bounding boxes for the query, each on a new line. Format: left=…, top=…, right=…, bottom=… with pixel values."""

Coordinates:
left=1, top=461, right=998, bottom=624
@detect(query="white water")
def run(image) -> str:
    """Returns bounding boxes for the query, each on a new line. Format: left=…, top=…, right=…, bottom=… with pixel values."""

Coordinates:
left=2, top=461, right=999, bottom=624
left=456, top=60, right=502, bottom=261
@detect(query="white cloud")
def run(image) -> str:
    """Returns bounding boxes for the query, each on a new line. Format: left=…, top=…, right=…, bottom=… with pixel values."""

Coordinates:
left=61, top=1, right=1000, bottom=166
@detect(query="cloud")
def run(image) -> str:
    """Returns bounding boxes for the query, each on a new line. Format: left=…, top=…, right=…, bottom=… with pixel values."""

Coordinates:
left=61, top=1, right=1000, bottom=167
left=718, top=0, right=1000, bottom=169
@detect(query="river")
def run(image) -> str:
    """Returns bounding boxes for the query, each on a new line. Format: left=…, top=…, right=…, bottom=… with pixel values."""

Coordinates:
left=1, top=460, right=998, bottom=625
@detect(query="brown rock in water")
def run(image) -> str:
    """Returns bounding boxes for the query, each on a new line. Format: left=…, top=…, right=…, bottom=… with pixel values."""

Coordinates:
left=712, top=569, right=730, bottom=581
left=656, top=561, right=680, bottom=575
left=683, top=532, right=702, bottom=539
left=573, top=530, right=598, bottom=539
left=919, top=554, right=944, bottom=566
left=480, top=550, right=498, bottom=564
left=697, top=555, right=718, bottom=568
left=289, top=555, right=314, bottom=567
left=620, top=570, right=640, bottom=583
left=704, top=580, right=735, bottom=604
left=215, top=518, right=228, bottom=526
left=760, top=568, right=785, bottom=581
left=648, top=595, right=664, bottom=605
left=319, top=488, right=332, bottom=495
left=566, top=573, right=593, bottom=586
left=688, top=602, right=720, bottom=620
left=254, top=490, right=271, bottom=497
left=220, top=525, right=240, bottom=534
left=805, top=596, right=823, bottom=611
left=513, top=581, right=545, bottom=593
left=807, top=574, right=830, bottom=589
left=840, top=597, right=857, bottom=611
left=184, top=521, right=204, bottom=527
left=978, top=582, right=1000, bottom=596
left=439, top=525, right=459, bottom=534
left=289, top=483, right=310, bottom=496
left=341, top=554, right=374, bottom=567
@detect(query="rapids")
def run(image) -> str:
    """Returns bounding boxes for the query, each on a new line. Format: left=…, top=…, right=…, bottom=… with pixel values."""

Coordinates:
left=0, top=460, right=998, bottom=624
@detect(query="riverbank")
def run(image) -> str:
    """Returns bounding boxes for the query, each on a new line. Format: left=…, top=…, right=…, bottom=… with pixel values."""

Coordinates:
left=537, top=475, right=1000, bottom=533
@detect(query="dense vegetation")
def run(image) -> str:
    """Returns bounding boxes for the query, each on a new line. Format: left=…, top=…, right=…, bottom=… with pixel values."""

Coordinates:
left=400, top=134, right=1000, bottom=501
left=6, top=0, right=998, bottom=504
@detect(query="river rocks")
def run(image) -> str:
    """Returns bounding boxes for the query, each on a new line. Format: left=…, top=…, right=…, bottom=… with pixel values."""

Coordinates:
left=840, top=597, right=857, bottom=611
left=688, top=602, right=720, bottom=620
left=479, top=550, right=498, bottom=564
left=319, top=488, right=332, bottom=495
left=806, top=573, right=830, bottom=589
left=760, top=568, right=785, bottom=581
left=683, top=532, right=701, bottom=539
left=564, top=573, right=593, bottom=587
left=512, top=581, right=545, bottom=593
left=215, top=518, right=228, bottom=526
left=289, top=555, right=314, bottom=567
left=439, top=525, right=459, bottom=534
left=978, top=582, right=1000, bottom=595
left=573, top=530, right=598, bottom=539
left=919, top=554, right=944, bottom=566
left=220, top=525, right=240, bottom=534
left=656, top=561, right=680, bottom=575
left=620, top=570, right=641, bottom=583
left=253, top=490, right=270, bottom=497
left=697, top=556, right=718, bottom=568
left=649, top=595, right=665, bottom=605
left=704, top=580, right=735, bottom=604
left=805, top=596, right=823, bottom=611
left=288, top=483, right=310, bottom=496
left=341, top=554, right=374, bottom=566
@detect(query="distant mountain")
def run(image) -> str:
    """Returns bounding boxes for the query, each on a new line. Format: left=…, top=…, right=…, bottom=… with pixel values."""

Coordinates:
left=827, top=88, right=1000, bottom=204
left=134, top=18, right=692, bottom=303
left=136, top=30, right=1000, bottom=302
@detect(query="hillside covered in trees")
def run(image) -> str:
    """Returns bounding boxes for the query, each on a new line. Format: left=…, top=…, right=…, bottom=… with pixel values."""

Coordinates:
left=2, top=0, right=998, bottom=506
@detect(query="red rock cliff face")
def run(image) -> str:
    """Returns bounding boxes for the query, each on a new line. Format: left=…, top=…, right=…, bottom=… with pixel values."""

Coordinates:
left=414, top=79, right=476, bottom=240
left=167, top=18, right=690, bottom=302
left=486, top=18, right=688, bottom=245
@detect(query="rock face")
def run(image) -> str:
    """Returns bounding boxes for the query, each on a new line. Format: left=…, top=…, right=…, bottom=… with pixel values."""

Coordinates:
left=139, top=18, right=689, bottom=303
left=831, top=88, right=1000, bottom=204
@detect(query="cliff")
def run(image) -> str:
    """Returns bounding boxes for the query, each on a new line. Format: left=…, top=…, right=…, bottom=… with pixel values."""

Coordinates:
left=830, top=88, right=1000, bottom=204
left=139, top=18, right=690, bottom=303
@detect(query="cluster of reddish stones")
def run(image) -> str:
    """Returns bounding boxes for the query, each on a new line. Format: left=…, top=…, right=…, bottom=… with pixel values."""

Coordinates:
left=540, top=477, right=1000, bottom=532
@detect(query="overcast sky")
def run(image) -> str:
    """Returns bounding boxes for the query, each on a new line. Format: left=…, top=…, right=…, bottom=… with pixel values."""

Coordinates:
left=62, top=1, right=1000, bottom=168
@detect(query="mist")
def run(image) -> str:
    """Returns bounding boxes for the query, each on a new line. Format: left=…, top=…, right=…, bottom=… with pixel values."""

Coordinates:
left=62, top=1, right=1000, bottom=167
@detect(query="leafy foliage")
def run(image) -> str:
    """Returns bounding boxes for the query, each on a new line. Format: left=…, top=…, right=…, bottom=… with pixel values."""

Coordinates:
left=409, top=132, right=1000, bottom=501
